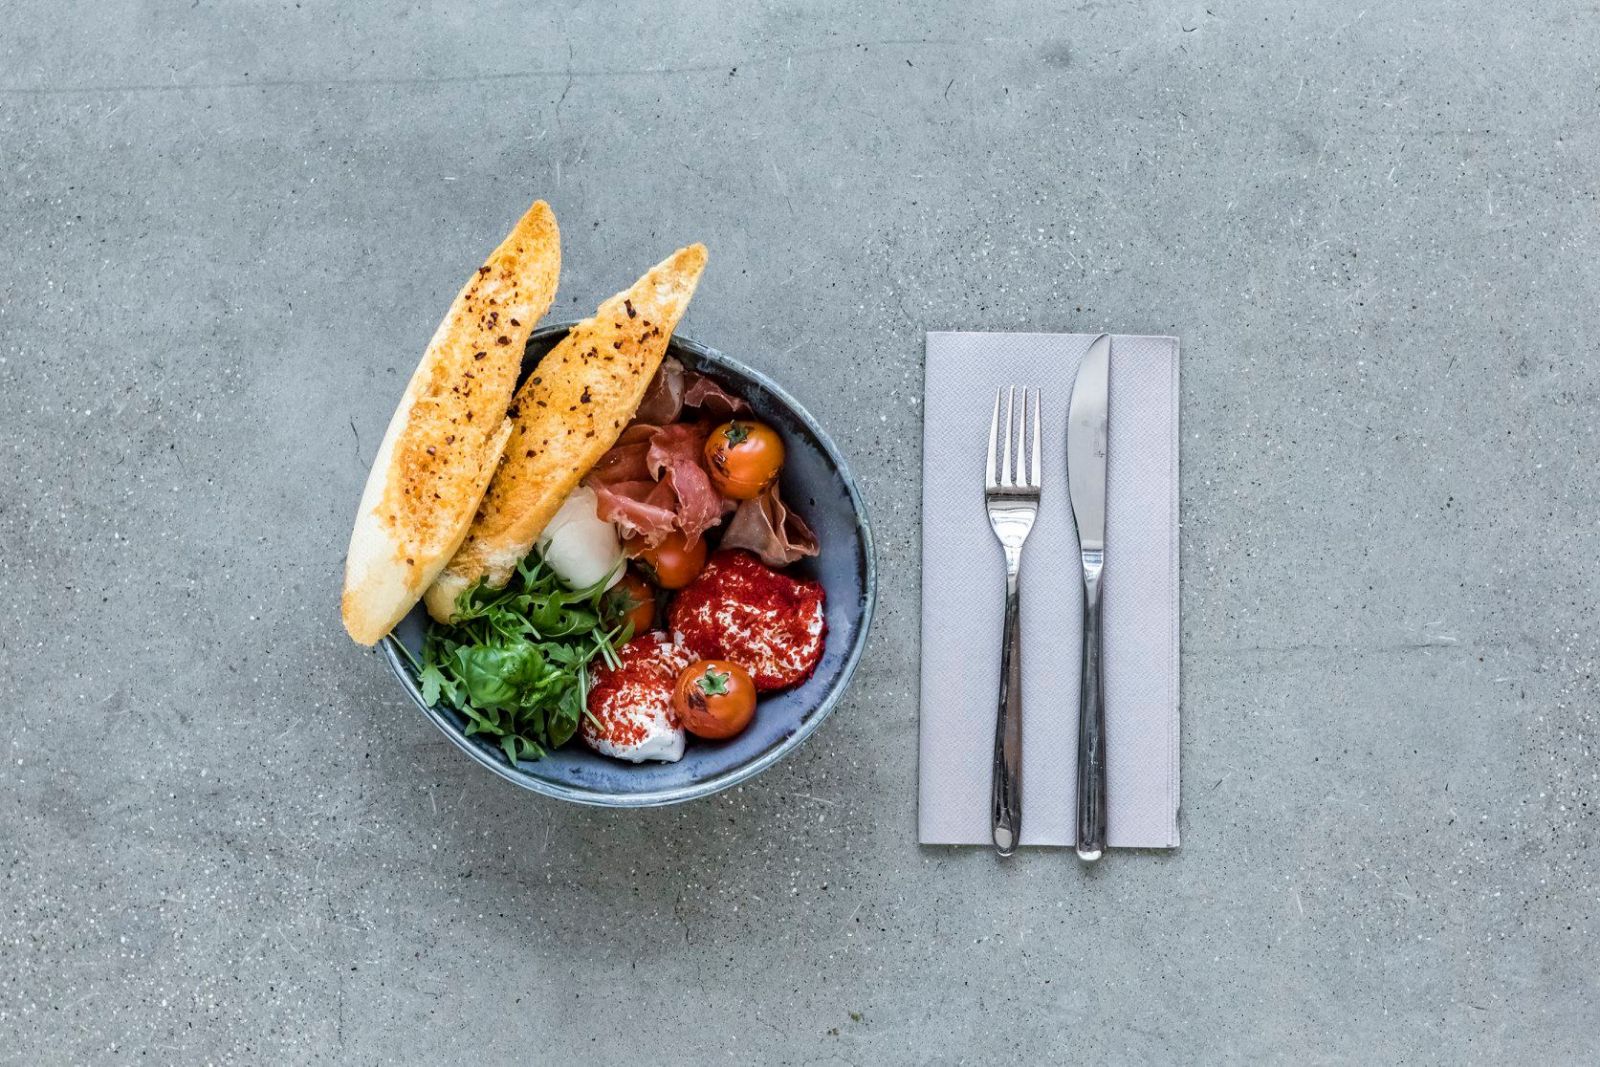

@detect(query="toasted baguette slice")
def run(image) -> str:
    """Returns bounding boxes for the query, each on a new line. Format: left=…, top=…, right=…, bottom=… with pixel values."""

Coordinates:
left=341, top=200, right=561, bottom=645
left=424, top=243, right=709, bottom=621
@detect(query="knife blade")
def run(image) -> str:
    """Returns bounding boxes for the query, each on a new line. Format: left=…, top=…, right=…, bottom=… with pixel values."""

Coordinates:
left=1067, top=335, right=1109, bottom=552
left=1067, top=334, right=1110, bottom=861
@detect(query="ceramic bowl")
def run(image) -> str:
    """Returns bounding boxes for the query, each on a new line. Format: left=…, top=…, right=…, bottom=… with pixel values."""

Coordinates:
left=383, top=323, right=876, bottom=806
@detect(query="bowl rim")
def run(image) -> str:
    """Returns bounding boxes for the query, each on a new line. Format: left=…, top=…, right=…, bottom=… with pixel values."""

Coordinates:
left=381, top=322, right=878, bottom=807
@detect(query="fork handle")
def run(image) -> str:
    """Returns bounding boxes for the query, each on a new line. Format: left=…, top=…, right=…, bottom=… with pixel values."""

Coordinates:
left=1076, top=566, right=1107, bottom=861
left=991, top=569, right=1023, bottom=855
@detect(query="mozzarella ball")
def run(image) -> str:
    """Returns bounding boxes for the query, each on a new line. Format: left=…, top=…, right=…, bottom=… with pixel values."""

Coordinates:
left=537, top=487, right=624, bottom=590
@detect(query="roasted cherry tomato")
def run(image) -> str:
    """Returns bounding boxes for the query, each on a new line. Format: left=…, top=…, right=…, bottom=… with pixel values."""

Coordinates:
left=704, top=420, right=785, bottom=500
left=602, top=570, right=657, bottom=635
left=626, top=530, right=708, bottom=590
left=672, top=660, right=758, bottom=740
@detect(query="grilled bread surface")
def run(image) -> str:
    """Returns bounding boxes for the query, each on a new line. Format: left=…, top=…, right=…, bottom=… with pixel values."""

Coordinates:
left=424, top=243, right=708, bottom=621
left=341, top=200, right=561, bottom=645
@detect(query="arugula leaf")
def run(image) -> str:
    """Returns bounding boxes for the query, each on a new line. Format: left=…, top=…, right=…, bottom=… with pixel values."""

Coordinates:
left=550, top=681, right=583, bottom=748
left=418, top=663, right=444, bottom=706
left=413, top=549, right=630, bottom=763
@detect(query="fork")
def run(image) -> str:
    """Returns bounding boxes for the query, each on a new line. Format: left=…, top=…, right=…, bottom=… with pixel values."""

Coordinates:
left=984, top=386, right=1041, bottom=856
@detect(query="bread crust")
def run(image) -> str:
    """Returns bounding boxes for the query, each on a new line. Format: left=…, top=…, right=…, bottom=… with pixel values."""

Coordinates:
left=424, top=244, right=708, bottom=621
left=341, top=200, right=561, bottom=645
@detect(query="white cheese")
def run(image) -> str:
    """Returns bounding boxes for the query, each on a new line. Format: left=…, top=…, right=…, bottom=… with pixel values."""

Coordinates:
left=587, top=719, right=686, bottom=763
left=581, top=635, right=694, bottom=764
left=537, top=486, right=624, bottom=591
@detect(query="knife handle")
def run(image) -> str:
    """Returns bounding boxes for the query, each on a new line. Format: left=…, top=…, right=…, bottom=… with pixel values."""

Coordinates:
left=1076, top=559, right=1107, bottom=861
left=991, top=569, right=1023, bottom=856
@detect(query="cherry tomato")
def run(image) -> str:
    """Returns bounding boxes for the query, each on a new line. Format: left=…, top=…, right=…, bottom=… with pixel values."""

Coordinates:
left=672, top=660, right=758, bottom=740
left=626, top=530, right=708, bottom=590
left=704, top=420, right=785, bottom=500
left=603, top=570, right=657, bottom=635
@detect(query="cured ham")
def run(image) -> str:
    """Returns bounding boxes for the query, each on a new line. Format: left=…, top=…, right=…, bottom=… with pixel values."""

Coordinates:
left=644, top=422, right=729, bottom=545
left=720, top=482, right=820, bottom=567
left=585, top=359, right=775, bottom=548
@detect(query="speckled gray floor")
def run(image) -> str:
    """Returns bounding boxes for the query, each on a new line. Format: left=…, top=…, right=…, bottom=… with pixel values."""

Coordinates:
left=3, top=2, right=1597, bottom=1063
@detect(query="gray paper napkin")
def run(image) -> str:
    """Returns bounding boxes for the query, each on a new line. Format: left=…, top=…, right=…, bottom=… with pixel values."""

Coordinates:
left=919, top=332, right=1180, bottom=848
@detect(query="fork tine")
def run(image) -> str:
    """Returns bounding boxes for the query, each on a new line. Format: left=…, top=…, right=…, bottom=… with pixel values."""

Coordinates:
left=1014, top=385, right=1025, bottom=487
left=1014, top=387, right=1024, bottom=488
left=1003, top=386, right=1015, bottom=486
left=1017, top=386, right=1033, bottom=488
left=985, top=389, right=1000, bottom=488
left=1014, top=385, right=1027, bottom=488
left=1030, top=388, right=1042, bottom=488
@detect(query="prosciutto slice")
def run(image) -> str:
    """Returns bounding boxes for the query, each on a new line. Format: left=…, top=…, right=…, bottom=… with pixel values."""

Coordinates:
left=587, top=423, right=655, bottom=482
left=644, top=421, right=733, bottom=546
left=719, top=482, right=820, bottom=567
left=633, top=359, right=688, bottom=425
left=585, top=361, right=764, bottom=547
left=681, top=371, right=747, bottom=419
left=590, top=476, right=680, bottom=542
left=588, top=424, right=674, bottom=540
left=588, top=420, right=734, bottom=546
left=631, top=358, right=749, bottom=425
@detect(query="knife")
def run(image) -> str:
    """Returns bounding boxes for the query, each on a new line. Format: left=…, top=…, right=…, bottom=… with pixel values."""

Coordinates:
left=1067, top=334, right=1110, bottom=862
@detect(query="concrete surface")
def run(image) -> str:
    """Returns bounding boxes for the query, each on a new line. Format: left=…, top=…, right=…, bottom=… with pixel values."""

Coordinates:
left=2, top=1, right=1597, bottom=1063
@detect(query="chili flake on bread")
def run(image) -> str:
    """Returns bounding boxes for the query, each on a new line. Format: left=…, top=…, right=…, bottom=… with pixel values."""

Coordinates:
left=341, top=199, right=561, bottom=645
left=425, top=244, right=708, bottom=621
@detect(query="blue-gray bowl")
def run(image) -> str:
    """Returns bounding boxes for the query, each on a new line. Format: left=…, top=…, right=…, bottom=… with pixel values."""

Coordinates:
left=383, top=323, right=876, bottom=807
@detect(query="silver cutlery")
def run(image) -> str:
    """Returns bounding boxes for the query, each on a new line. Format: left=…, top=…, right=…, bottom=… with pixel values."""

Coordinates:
left=1067, top=334, right=1111, bottom=862
left=984, top=386, right=1041, bottom=856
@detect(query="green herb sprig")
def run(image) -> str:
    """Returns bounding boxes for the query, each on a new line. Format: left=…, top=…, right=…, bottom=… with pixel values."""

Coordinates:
left=402, top=555, right=635, bottom=764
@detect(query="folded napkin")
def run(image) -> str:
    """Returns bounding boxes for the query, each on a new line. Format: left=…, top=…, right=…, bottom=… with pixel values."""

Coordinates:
left=919, top=332, right=1180, bottom=848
